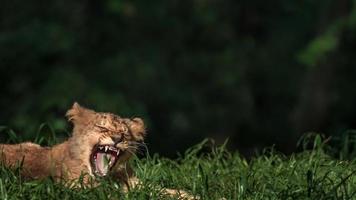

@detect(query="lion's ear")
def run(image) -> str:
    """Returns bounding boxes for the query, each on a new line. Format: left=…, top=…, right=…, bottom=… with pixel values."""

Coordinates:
left=128, top=117, right=146, bottom=141
left=66, top=102, right=95, bottom=125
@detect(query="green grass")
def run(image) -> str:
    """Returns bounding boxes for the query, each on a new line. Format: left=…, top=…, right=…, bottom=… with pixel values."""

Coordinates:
left=0, top=134, right=356, bottom=199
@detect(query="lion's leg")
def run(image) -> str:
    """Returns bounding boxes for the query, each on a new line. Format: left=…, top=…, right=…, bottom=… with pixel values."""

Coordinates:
left=123, top=176, right=197, bottom=200
left=121, top=176, right=140, bottom=193
left=114, top=164, right=197, bottom=199
left=161, top=188, right=199, bottom=200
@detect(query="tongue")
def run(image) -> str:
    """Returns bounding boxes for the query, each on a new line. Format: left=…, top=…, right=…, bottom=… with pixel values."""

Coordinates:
left=96, top=153, right=116, bottom=175
left=96, top=153, right=109, bottom=175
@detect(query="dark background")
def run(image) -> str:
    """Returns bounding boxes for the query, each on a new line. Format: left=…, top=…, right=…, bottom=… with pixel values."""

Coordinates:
left=1, top=0, right=356, bottom=157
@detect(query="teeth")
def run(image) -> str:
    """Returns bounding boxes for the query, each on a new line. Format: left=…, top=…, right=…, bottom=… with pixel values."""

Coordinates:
left=116, top=150, right=120, bottom=156
left=105, top=146, right=108, bottom=152
left=99, top=146, right=103, bottom=150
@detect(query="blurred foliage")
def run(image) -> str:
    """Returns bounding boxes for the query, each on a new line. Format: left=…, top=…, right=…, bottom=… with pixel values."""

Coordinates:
left=1, top=0, right=356, bottom=156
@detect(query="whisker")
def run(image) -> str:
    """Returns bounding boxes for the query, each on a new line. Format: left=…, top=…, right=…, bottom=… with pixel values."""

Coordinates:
left=125, top=148, right=138, bottom=156
left=132, top=141, right=148, bottom=150
left=127, top=145, right=146, bottom=155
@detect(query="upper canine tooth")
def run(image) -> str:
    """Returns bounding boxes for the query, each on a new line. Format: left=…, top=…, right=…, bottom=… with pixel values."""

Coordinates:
left=116, top=150, right=120, bottom=156
left=105, top=146, right=109, bottom=152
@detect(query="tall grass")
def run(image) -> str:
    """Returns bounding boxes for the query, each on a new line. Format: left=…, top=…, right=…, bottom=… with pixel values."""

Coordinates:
left=0, top=127, right=355, bottom=199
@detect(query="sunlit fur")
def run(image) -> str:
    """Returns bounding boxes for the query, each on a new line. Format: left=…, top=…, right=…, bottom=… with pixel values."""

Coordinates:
left=0, top=103, right=196, bottom=199
left=0, top=102, right=146, bottom=186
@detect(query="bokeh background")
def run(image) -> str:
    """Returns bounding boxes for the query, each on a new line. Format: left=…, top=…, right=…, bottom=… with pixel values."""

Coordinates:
left=1, top=0, right=356, bottom=157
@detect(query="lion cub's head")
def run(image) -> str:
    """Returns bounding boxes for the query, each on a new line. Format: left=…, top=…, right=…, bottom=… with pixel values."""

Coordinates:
left=65, top=102, right=145, bottom=177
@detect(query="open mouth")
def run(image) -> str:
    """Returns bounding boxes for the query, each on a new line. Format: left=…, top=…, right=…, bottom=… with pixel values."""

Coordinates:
left=90, top=145, right=121, bottom=176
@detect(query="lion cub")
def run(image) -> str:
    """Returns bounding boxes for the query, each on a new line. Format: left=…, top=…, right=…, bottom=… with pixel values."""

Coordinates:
left=0, top=103, right=145, bottom=186
left=0, top=103, right=195, bottom=199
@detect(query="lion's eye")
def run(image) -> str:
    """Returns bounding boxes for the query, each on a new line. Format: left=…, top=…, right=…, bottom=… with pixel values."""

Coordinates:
left=96, top=125, right=109, bottom=132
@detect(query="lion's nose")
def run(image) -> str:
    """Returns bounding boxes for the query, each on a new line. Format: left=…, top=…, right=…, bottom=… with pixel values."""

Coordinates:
left=111, top=136, right=122, bottom=144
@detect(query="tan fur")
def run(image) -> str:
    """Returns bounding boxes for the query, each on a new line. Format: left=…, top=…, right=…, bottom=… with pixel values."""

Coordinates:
left=0, top=103, right=195, bottom=199
left=0, top=103, right=144, bottom=183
